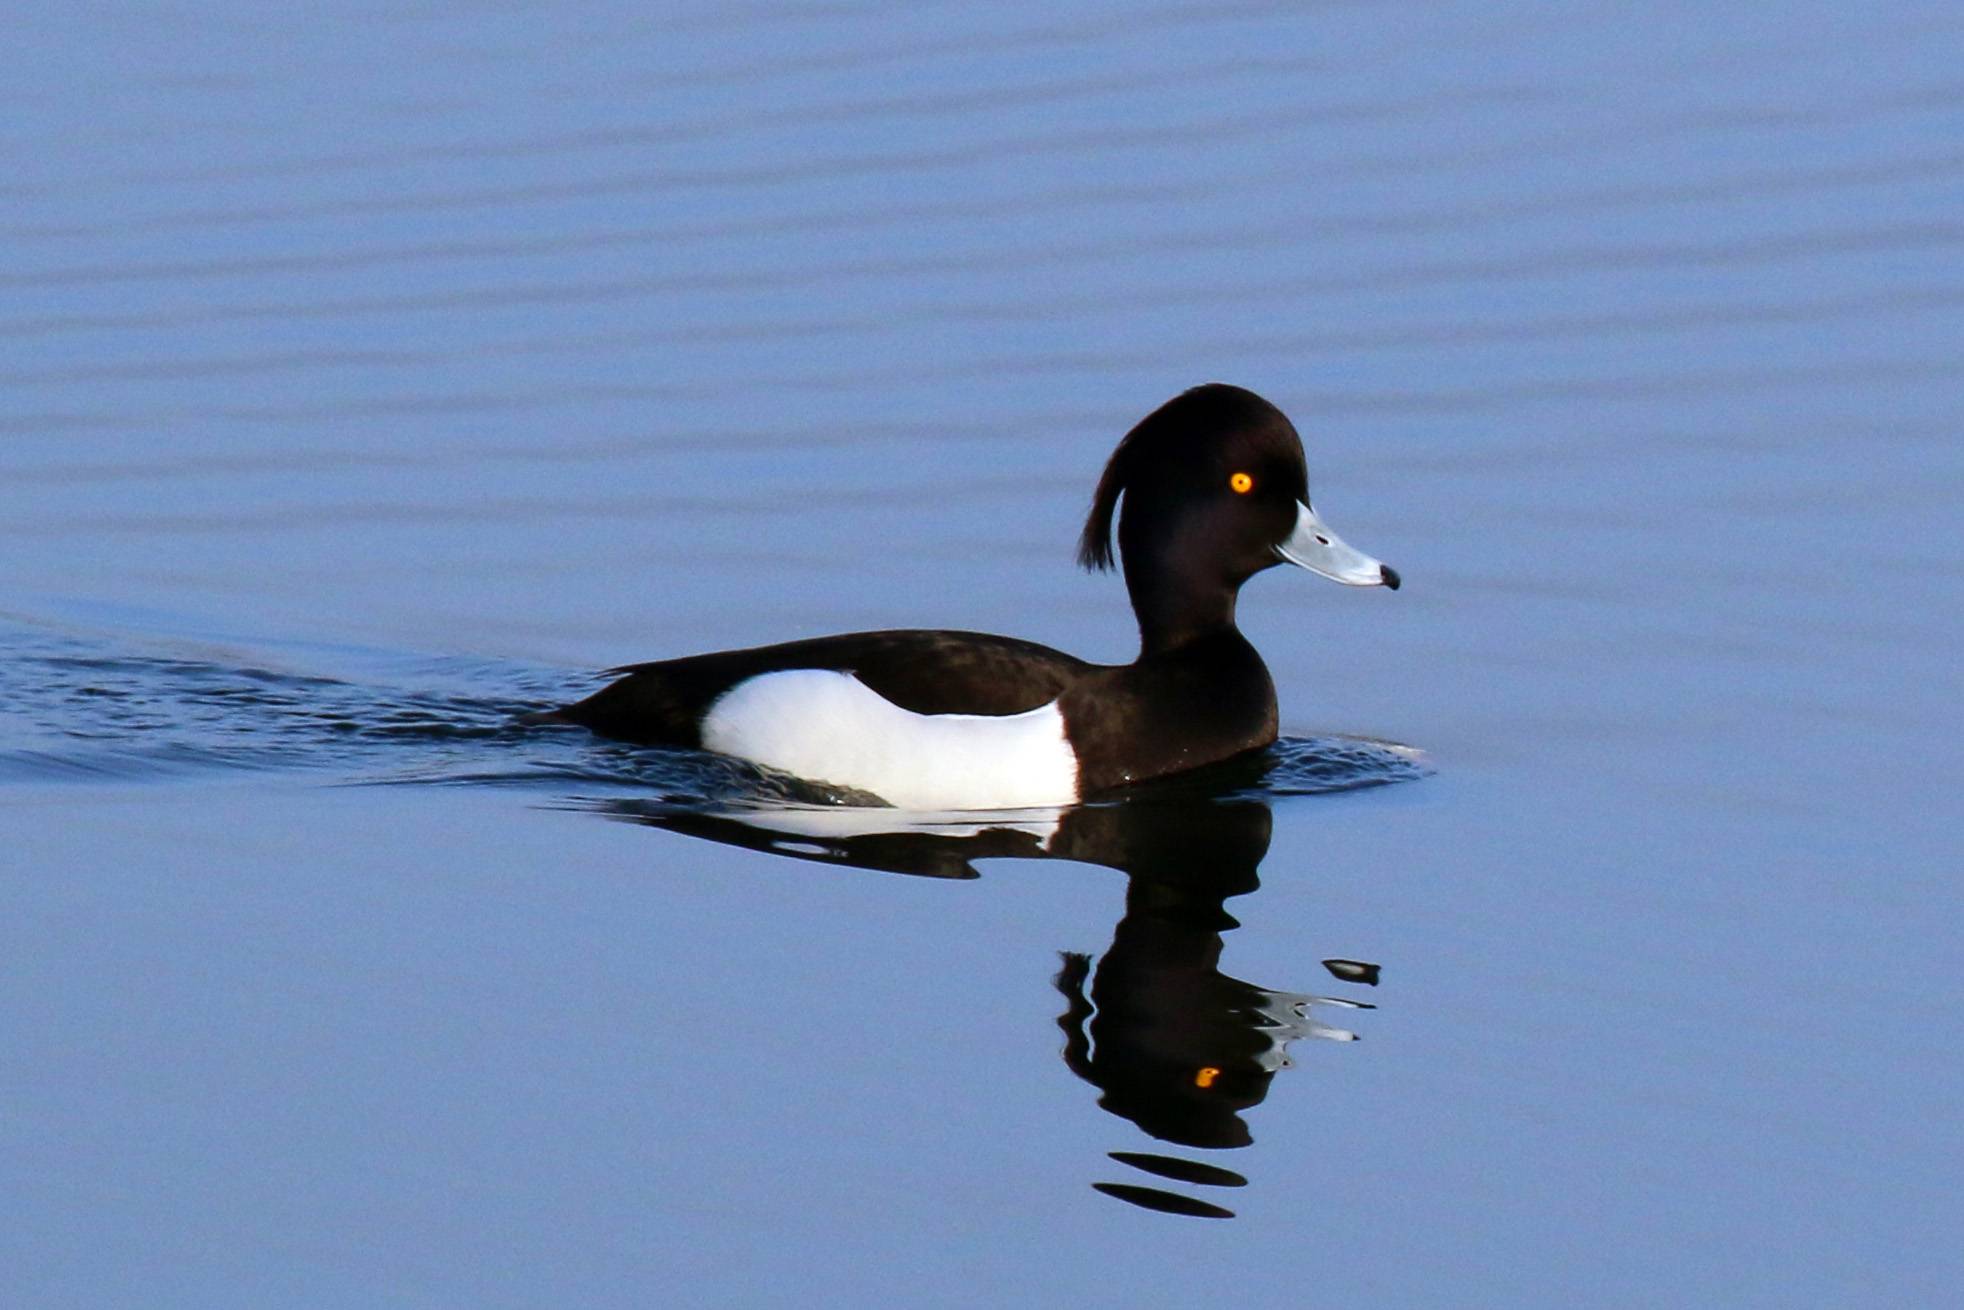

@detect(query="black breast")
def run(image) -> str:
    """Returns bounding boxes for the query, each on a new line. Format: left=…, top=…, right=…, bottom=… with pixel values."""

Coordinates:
left=1059, top=630, right=1278, bottom=795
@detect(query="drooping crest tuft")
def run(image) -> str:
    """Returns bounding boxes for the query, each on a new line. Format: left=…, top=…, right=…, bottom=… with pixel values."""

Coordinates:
left=1076, top=430, right=1134, bottom=571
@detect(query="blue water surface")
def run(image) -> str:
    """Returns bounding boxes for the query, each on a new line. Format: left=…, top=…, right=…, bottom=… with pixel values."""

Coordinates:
left=3, top=3, right=1961, bottom=1306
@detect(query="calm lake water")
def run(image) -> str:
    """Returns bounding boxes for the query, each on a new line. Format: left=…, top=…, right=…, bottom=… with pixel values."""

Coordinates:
left=4, top=3, right=1961, bottom=1306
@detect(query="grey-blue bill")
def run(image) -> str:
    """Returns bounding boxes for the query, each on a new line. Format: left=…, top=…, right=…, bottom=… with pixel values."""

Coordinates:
left=1275, top=500, right=1400, bottom=589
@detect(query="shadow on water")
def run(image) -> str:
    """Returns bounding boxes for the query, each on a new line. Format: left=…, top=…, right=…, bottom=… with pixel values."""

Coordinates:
left=3, top=615, right=1418, bottom=1218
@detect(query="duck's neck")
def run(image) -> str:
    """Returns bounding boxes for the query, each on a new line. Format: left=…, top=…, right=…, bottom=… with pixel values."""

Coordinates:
left=1124, top=553, right=1243, bottom=657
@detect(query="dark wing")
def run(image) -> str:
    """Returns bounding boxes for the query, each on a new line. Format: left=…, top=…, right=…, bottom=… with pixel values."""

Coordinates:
left=542, top=629, right=1097, bottom=747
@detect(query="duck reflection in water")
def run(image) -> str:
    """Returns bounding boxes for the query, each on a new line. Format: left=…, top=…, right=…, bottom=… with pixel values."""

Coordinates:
left=1047, top=798, right=1375, bottom=1219
left=593, top=760, right=1383, bottom=1221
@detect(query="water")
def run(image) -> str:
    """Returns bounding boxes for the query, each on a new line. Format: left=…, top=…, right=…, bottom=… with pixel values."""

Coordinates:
left=4, top=2, right=1961, bottom=1305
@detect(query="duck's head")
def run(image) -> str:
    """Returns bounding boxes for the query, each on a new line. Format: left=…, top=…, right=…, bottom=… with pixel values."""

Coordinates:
left=1079, top=384, right=1397, bottom=646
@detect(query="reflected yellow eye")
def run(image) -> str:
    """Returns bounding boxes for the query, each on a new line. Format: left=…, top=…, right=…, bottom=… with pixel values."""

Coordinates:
left=1194, top=1066, right=1221, bottom=1088
left=1229, top=472, right=1254, bottom=494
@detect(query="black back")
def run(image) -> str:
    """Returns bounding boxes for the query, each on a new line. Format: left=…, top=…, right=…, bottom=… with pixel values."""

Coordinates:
left=547, top=629, right=1092, bottom=748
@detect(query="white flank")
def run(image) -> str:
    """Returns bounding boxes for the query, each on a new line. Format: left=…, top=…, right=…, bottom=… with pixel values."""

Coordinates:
left=700, top=669, right=1079, bottom=810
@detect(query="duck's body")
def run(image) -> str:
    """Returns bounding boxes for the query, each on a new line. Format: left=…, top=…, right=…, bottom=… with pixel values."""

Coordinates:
left=544, top=384, right=1397, bottom=808
left=553, top=625, right=1277, bottom=805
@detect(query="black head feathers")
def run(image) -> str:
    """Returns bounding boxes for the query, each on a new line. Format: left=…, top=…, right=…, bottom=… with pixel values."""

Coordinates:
left=1077, top=384, right=1304, bottom=571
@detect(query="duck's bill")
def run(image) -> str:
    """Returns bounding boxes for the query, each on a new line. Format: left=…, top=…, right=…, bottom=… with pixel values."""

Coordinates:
left=1277, top=501, right=1401, bottom=589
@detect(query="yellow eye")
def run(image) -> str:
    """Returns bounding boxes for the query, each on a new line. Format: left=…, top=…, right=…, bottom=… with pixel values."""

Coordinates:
left=1194, top=1066, right=1221, bottom=1089
left=1229, top=472, right=1254, bottom=494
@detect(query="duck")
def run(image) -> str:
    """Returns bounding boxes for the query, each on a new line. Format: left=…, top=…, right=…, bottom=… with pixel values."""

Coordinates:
left=540, top=383, right=1399, bottom=808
